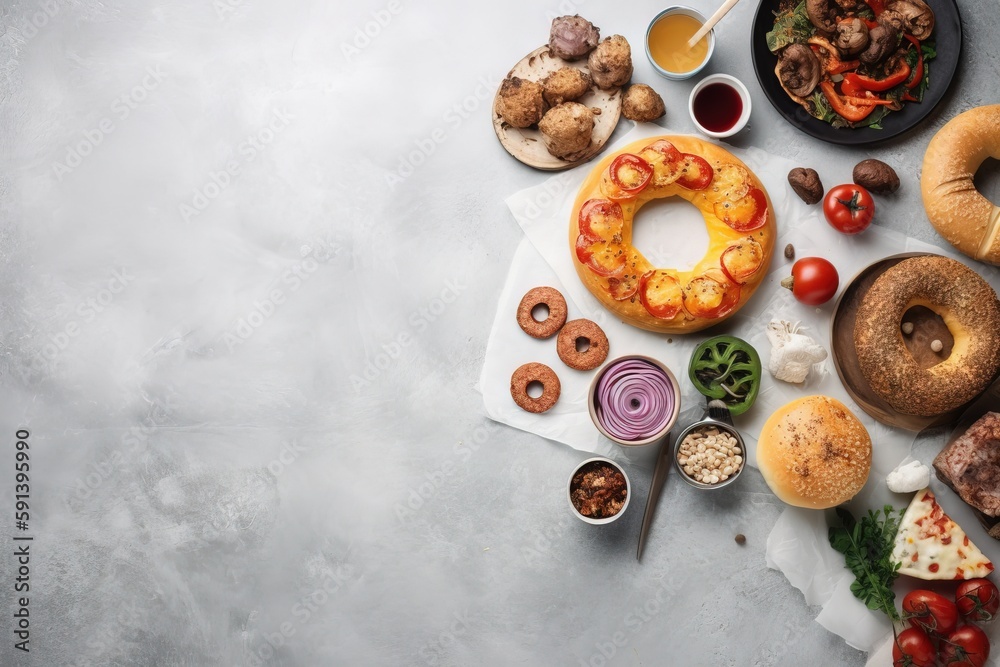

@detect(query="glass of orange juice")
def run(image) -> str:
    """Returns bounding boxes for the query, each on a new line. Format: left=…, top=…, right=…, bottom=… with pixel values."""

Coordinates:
left=645, top=6, right=715, bottom=80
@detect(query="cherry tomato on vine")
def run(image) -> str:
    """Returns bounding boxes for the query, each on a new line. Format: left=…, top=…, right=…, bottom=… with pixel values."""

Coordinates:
left=780, top=257, right=839, bottom=306
left=892, top=627, right=936, bottom=667
left=957, top=579, right=1000, bottom=623
left=940, top=624, right=991, bottom=667
left=824, top=184, right=875, bottom=235
left=902, top=590, right=958, bottom=637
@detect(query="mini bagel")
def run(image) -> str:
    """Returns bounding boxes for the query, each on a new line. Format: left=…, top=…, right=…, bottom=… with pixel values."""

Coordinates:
left=510, top=362, right=561, bottom=413
left=517, top=286, right=568, bottom=339
left=557, top=319, right=609, bottom=370
left=569, top=136, right=776, bottom=334
left=921, top=105, right=1000, bottom=264
left=854, top=256, right=1000, bottom=417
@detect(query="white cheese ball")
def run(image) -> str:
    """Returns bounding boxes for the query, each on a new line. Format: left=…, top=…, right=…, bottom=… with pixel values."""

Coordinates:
left=886, top=460, right=931, bottom=494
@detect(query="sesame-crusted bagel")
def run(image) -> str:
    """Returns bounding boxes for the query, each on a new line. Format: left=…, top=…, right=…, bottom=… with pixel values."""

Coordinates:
left=921, top=105, right=1000, bottom=264
left=757, top=396, right=871, bottom=509
left=854, top=256, right=1000, bottom=417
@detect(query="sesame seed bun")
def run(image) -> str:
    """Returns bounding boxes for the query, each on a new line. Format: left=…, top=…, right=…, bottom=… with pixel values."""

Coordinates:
left=756, top=396, right=872, bottom=509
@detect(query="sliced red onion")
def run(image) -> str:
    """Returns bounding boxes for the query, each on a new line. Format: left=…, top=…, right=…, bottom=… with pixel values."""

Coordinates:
left=595, top=358, right=674, bottom=441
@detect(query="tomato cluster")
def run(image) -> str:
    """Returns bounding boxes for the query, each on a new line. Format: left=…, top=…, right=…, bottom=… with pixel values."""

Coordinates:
left=893, top=581, right=997, bottom=667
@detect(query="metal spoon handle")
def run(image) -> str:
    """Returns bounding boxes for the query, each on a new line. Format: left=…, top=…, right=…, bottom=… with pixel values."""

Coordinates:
left=637, top=434, right=673, bottom=561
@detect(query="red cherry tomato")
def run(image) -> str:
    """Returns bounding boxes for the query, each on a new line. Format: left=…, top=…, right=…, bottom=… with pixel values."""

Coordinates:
left=781, top=257, right=839, bottom=306
left=903, top=590, right=959, bottom=637
left=823, top=184, right=875, bottom=235
left=957, top=579, right=1000, bottom=623
left=609, top=154, right=653, bottom=195
left=892, top=627, right=936, bottom=667
left=940, top=624, right=991, bottom=667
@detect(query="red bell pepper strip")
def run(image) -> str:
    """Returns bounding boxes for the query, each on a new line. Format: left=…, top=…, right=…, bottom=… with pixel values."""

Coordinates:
left=904, top=35, right=923, bottom=89
left=820, top=81, right=877, bottom=122
left=865, top=0, right=886, bottom=16
left=843, top=60, right=910, bottom=92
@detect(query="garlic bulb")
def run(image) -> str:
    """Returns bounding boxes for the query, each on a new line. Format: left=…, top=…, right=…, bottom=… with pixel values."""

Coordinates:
left=765, top=320, right=828, bottom=383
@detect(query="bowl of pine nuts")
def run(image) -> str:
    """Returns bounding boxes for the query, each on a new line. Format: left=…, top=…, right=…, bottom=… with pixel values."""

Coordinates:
left=673, top=414, right=746, bottom=489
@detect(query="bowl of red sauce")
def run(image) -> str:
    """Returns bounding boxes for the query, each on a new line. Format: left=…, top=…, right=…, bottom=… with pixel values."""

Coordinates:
left=688, top=73, right=751, bottom=139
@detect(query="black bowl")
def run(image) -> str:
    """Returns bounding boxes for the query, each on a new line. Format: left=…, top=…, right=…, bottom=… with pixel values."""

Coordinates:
left=750, top=0, right=962, bottom=145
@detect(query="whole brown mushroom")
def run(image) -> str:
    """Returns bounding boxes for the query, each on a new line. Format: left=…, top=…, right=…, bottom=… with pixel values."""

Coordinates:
left=622, top=84, right=665, bottom=122
left=860, top=18, right=902, bottom=65
left=587, top=35, right=632, bottom=90
left=886, top=0, right=935, bottom=40
left=538, top=102, right=596, bottom=159
left=788, top=168, right=824, bottom=205
left=497, top=77, right=548, bottom=128
left=853, top=159, right=900, bottom=194
left=806, top=0, right=839, bottom=32
left=777, top=44, right=822, bottom=99
left=542, top=67, right=592, bottom=106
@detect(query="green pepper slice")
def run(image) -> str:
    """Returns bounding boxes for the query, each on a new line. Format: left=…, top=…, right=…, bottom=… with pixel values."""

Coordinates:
left=688, top=335, right=761, bottom=416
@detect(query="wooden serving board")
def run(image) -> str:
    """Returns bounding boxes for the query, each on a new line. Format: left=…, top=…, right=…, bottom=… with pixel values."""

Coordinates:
left=830, top=252, right=980, bottom=432
left=492, top=46, right=623, bottom=171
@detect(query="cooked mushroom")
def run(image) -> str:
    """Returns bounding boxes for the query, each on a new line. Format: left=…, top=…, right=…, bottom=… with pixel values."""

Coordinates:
left=777, top=43, right=822, bottom=98
left=833, top=0, right=859, bottom=8
left=806, top=0, right=839, bottom=33
left=886, top=0, right=935, bottom=40
left=835, top=18, right=870, bottom=57
left=860, top=18, right=901, bottom=65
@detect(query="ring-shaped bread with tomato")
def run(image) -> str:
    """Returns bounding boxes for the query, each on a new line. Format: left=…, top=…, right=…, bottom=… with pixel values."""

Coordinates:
left=570, top=136, right=777, bottom=333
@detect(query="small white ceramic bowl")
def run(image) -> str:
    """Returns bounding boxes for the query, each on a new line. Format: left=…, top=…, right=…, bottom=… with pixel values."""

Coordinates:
left=645, top=6, right=715, bottom=81
left=567, top=457, right=632, bottom=525
left=688, top=73, right=752, bottom=139
left=587, top=355, right=681, bottom=448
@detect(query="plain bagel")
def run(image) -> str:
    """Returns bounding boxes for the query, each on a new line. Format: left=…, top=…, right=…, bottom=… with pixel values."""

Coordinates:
left=854, top=256, right=1000, bottom=417
left=921, top=105, right=1000, bottom=263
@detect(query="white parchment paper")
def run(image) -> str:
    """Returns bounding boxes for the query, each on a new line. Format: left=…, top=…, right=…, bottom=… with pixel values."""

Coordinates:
left=481, top=124, right=1000, bottom=658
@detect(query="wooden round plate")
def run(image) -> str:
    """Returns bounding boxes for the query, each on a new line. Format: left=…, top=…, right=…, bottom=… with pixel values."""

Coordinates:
left=492, top=46, right=623, bottom=171
left=830, top=252, right=979, bottom=432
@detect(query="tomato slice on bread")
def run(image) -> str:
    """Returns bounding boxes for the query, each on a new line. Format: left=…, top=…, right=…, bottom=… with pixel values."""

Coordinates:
left=638, top=140, right=684, bottom=187
left=575, top=235, right=627, bottom=276
left=609, top=154, right=653, bottom=194
left=683, top=271, right=740, bottom=319
left=639, top=270, right=683, bottom=319
left=714, top=187, right=768, bottom=232
left=720, top=237, right=765, bottom=284
left=578, top=199, right=625, bottom=241
left=676, top=154, right=714, bottom=190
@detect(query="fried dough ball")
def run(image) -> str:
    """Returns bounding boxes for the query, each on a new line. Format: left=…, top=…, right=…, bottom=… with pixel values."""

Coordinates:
left=497, top=76, right=548, bottom=128
left=588, top=35, right=632, bottom=90
left=542, top=67, right=593, bottom=106
left=622, top=84, right=665, bottom=122
left=538, top=102, right=596, bottom=159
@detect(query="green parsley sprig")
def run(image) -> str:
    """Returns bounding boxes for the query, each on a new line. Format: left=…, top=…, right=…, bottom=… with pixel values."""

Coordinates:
left=828, top=505, right=903, bottom=621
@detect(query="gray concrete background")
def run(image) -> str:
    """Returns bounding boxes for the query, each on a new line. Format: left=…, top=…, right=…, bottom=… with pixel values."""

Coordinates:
left=0, top=0, right=997, bottom=665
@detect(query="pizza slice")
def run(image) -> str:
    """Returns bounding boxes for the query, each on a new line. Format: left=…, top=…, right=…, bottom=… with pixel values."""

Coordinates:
left=891, top=487, right=994, bottom=580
